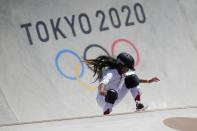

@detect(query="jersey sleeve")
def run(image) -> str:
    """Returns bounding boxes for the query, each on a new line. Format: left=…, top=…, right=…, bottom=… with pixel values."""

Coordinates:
left=125, top=70, right=135, bottom=76
left=99, top=71, right=113, bottom=85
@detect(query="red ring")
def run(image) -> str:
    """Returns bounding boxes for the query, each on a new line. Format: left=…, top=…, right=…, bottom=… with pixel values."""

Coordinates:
left=111, top=38, right=140, bottom=67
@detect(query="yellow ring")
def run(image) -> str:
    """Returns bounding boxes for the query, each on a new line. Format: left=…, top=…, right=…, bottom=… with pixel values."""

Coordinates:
left=75, top=62, right=98, bottom=90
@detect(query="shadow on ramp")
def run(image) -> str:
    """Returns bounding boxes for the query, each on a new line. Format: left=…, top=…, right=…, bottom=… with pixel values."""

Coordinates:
left=163, top=117, right=197, bottom=131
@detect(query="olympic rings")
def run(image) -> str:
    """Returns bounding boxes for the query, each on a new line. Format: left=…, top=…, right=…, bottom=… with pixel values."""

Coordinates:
left=75, top=62, right=98, bottom=90
left=55, top=49, right=85, bottom=80
left=111, top=38, right=140, bottom=67
left=55, top=38, right=140, bottom=90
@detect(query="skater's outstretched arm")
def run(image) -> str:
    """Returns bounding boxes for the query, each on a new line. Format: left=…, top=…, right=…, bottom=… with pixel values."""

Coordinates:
left=139, top=77, right=160, bottom=83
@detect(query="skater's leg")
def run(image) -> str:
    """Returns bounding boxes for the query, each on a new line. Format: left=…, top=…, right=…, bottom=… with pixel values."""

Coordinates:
left=96, top=94, right=105, bottom=108
left=96, top=90, right=117, bottom=115
left=130, top=85, right=142, bottom=103
left=130, top=86, right=144, bottom=110
left=103, top=89, right=118, bottom=115
left=135, top=92, right=141, bottom=103
left=96, top=94, right=113, bottom=114
left=125, top=74, right=144, bottom=109
left=113, top=84, right=129, bottom=104
left=103, top=102, right=113, bottom=115
left=97, top=85, right=129, bottom=115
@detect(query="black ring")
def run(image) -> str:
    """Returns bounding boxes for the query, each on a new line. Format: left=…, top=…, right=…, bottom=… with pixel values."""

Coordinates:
left=83, top=44, right=110, bottom=71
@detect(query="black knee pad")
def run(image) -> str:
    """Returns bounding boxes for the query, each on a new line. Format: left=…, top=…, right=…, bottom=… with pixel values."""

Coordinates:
left=105, top=89, right=118, bottom=104
left=125, top=74, right=139, bottom=89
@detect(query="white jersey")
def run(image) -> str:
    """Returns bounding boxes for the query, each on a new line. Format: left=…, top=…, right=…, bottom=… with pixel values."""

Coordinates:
left=99, top=69, right=122, bottom=91
left=98, top=69, right=135, bottom=91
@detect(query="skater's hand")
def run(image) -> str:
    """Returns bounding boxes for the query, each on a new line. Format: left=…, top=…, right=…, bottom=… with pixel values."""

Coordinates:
left=99, top=83, right=107, bottom=96
left=148, top=77, right=160, bottom=83
left=100, top=91, right=107, bottom=96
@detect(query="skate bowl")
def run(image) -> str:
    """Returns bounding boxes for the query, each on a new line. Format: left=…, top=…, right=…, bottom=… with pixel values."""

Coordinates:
left=0, top=0, right=197, bottom=128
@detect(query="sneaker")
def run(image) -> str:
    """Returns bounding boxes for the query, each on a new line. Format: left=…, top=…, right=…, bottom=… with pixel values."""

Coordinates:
left=136, top=103, right=144, bottom=110
left=103, top=109, right=110, bottom=115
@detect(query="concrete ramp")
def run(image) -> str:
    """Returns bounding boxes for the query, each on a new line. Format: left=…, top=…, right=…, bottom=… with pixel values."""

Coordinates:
left=0, top=107, right=197, bottom=131
left=0, top=0, right=197, bottom=126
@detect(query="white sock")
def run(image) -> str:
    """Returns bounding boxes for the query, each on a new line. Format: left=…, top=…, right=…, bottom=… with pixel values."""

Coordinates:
left=135, top=100, right=141, bottom=104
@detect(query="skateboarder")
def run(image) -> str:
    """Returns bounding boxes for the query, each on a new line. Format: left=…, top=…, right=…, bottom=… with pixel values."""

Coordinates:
left=84, top=52, right=160, bottom=115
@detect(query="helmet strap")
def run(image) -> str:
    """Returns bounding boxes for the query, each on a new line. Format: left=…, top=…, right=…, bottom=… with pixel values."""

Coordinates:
left=117, top=64, right=123, bottom=75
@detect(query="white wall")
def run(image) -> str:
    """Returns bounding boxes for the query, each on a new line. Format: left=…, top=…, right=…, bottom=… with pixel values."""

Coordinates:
left=0, top=0, right=197, bottom=123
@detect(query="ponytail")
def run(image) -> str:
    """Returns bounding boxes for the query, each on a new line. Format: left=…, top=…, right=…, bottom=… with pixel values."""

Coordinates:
left=83, top=55, right=118, bottom=82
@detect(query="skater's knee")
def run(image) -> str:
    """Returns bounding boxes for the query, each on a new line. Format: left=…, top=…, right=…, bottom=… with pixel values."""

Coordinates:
left=105, top=89, right=118, bottom=104
left=125, top=74, right=139, bottom=89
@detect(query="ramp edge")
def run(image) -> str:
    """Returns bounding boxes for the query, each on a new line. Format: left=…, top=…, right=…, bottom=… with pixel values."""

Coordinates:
left=0, top=105, right=197, bottom=127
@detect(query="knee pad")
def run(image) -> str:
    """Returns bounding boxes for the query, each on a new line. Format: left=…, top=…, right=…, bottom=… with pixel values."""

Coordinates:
left=125, top=74, right=139, bottom=89
left=105, top=89, right=118, bottom=104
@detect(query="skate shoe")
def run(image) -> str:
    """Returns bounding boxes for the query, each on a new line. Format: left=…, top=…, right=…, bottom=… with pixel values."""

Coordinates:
left=136, top=103, right=144, bottom=110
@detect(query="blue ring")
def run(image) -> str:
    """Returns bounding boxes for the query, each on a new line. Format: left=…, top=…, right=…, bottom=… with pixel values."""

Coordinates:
left=55, top=49, right=85, bottom=80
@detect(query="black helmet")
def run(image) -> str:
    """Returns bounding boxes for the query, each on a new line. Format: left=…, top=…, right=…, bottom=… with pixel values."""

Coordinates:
left=116, top=52, right=135, bottom=70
